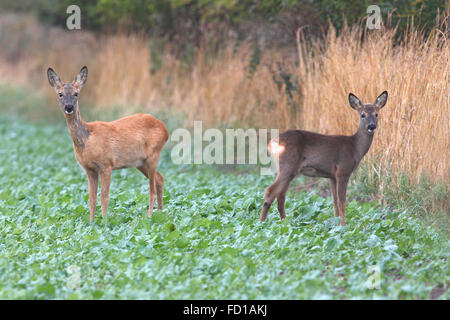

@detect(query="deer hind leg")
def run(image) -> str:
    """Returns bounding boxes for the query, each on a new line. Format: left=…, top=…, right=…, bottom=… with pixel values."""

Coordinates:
left=100, top=167, right=112, bottom=218
left=141, top=156, right=159, bottom=218
left=86, top=170, right=98, bottom=222
left=138, top=167, right=164, bottom=211
left=336, top=175, right=349, bottom=226
left=155, top=171, right=164, bottom=210
left=330, top=178, right=339, bottom=218
left=259, top=184, right=276, bottom=222
left=260, top=172, right=294, bottom=221
left=147, top=168, right=157, bottom=218
left=276, top=187, right=289, bottom=220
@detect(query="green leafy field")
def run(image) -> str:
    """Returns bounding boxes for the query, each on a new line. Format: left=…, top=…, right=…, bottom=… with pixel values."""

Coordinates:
left=0, top=118, right=448, bottom=299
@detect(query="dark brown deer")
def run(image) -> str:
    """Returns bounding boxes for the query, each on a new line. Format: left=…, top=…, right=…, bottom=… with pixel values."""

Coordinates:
left=47, top=66, right=169, bottom=221
left=260, top=91, right=388, bottom=226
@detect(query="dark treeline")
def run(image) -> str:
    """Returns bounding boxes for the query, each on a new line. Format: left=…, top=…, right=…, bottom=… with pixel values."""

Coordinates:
left=1, top=0, right=447, bottom=43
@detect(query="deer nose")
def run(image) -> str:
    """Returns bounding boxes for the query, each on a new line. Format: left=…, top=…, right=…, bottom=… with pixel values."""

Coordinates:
left=65, top=105, right=74, bottom=114
left=367, top=124, right=376, bottom=132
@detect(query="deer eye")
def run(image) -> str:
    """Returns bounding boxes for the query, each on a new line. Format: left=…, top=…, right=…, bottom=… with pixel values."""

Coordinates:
left=58, top=93, right=63, bottom=98
left=375, top=113, right=378, bottom=117
left=361, top=114, right=366, bottom=118
left=74, top=93, right=78, bottom=97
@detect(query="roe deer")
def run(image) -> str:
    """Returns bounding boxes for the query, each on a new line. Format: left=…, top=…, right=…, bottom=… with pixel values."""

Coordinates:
left=47, top=66, right=169, bottom=221
left=260, top=91, right=388, bottom=226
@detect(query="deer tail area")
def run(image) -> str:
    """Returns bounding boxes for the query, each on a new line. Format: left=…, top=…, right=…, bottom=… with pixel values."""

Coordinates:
left=267, top=138, right=284, bottom=174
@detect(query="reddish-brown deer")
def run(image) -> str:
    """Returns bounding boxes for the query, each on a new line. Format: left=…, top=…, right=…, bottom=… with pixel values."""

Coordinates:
left=260, top=91, right=388, bottom=226
left=47, top=66, right=169, bottom=221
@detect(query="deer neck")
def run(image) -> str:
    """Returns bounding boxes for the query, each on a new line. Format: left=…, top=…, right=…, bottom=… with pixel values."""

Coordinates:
left=352, top=123, right=374, bottom=162
left=65, top=104, right=90, bottom=151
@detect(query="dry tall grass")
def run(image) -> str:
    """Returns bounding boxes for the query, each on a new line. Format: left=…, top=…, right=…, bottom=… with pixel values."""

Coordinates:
left=0, top=13, right=448, bottom=191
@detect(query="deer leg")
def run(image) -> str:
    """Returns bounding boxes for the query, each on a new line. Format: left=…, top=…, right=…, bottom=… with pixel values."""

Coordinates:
left=138, top=166, right=164, bottom=211
left=86, top=170, right=98, bottom=222
left=260, top=183, right=277, bottom=222
left=100, top=167, right=112, bottom=218
left=260, top=172, right=294, bottom=221
left=336, top=176, right=349, bottom=226
left=143, top=156, right=158, bottom=218
left=155, top=171, right=164, bottom=210
left=147, top=168, right=157, bottom=218
left=276, top=187, right=288, bottom=220
left=330, top=178, right=339, bottom=218
left=137, top=166, right=149, bottom=178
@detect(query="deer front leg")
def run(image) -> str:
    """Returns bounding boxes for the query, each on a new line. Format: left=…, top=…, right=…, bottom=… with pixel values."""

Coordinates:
left=86, top=170, right=98, bottom=222
left=330, top=178, right=339, bottom=218
left=336, top=175, right=349, bottom=226
left=100, top=167, right=112, bottom=218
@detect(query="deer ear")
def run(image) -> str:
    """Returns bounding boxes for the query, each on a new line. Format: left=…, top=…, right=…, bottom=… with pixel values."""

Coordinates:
left=374, top=91, right=388, bottom=110
left=348, top=93, right=363, bottom=111
left=74, top=66, right=88, bottom=89
left=47, top=68, right=62, bottom=91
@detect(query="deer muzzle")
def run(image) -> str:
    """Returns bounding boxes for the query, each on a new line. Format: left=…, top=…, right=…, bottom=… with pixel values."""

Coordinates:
left=367, top=124, right=376, bottom=133
left=65, top=105, right=74, bottom=114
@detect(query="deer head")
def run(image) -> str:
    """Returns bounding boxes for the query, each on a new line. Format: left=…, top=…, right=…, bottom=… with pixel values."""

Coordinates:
left=47, top=66, right=88, bottom=116
left=348, top=91, right=388, bottom=134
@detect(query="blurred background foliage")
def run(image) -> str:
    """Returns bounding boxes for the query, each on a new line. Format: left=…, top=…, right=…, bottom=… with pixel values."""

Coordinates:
left=1, top=0, right=446, bottom=42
